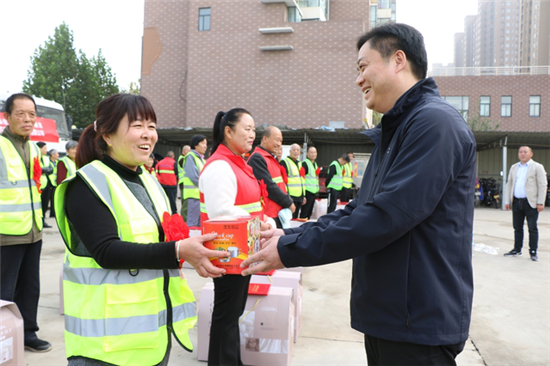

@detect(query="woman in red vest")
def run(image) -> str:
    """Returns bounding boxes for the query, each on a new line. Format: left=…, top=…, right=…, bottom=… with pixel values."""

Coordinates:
left=199, top=108, right=273, bottom=366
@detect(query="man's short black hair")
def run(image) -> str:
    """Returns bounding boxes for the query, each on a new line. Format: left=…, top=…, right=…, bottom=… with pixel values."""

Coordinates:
left=357, top=23, right=428, bottom=80
left=2, top=93, right=36, bottom=114
left=340, top=153, right=351, bottom=163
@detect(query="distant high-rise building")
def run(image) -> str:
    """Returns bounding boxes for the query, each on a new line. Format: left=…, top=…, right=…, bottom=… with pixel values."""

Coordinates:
left=369, top=0, right=396, bottom=29
left=454, top=0, right=549, bottom=68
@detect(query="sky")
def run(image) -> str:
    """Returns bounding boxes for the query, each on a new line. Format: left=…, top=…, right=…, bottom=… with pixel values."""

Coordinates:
left=1, top=0, right=478, bottom=96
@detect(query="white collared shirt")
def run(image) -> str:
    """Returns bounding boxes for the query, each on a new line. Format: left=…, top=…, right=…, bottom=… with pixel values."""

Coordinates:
left=513, top=159, right=531, bottom=199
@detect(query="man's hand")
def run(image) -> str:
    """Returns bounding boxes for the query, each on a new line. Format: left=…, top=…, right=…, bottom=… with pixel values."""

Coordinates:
left=179, top=233, right=229, bottom=278
left=505, top=204, right=510, bottom=211
left=289, top=203, right=296, bottom=213
left=537, top=204, right=545, bottom=212
left=302, top=197, right=307, bottom=205
left=240, top=237, right=284, bottom=276
left=260, top=227, right=284, bottom=240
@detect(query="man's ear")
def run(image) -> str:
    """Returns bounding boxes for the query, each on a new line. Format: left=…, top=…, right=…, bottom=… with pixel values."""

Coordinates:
left=394, top=50, right=407, bottom=73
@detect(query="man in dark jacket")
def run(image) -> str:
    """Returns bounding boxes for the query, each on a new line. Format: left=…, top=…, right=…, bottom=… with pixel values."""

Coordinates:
left=242, top=23, right=476, bottom=366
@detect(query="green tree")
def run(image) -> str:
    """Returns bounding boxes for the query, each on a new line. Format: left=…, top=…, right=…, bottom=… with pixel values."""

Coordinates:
left=23, top=23, right=119, bottom=128
left=467, top=106, right=500, bottom=131
left=121, top=80, right=141, bottom=95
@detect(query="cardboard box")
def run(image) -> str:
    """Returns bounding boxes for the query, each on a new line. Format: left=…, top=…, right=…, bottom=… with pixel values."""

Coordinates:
left=311, top=199, right=327, bottom=219
left=203, top=216, right=261, bottom=274
left=198, top=283, right=295, bottom=365
left=251, top=270, right=303, bottom=342
left=0, top=301, right=24, bottom=366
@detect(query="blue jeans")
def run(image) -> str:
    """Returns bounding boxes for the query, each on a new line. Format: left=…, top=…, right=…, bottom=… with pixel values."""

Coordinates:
left=512, top=198, right=539, bottom=253
left=0, top=240, right=43, bottom=342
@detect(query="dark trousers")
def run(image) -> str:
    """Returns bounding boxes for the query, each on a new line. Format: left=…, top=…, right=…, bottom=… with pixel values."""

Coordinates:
left=0, top=240, right=43, bottom=342
left=41, top=182, right=53, bottom=218
left=291, top=199, right=302, bottom=219
left=513, top=198, right=539, bottom=253
left=208, top=275, right=252, bottom=366
left=340, top=187, right=350, bottom=202
left=300, top=191, right=317, bottom=219
left=162, top=185, right=178, bottom=214
left=365, top=334, right=465, bottom=366
left=49, top=187, right=56, bottom=217
left=327, top=188, right=340, bottom=213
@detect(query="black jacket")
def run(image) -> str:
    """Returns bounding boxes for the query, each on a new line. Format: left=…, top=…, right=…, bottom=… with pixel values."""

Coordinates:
left=278, top=78, right=476, bottom=346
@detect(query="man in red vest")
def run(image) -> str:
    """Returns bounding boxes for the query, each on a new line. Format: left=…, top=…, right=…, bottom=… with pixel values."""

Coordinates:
left=248, top=126, right=294, bottom=228
left=156, top=151, right=178, bottom=214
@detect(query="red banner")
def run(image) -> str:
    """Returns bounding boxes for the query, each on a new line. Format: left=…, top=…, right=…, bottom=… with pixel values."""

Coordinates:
left=0, top=116, right=59, bottom=143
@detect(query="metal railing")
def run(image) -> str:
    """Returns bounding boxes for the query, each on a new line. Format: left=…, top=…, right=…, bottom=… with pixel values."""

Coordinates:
left=429, top=66, right=550, bottom=77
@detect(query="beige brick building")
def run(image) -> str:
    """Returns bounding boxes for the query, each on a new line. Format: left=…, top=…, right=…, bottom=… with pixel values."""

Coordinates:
left=141, top=0, right=369, bottom=130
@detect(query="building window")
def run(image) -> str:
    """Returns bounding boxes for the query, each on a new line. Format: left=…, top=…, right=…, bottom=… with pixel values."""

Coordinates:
left=480, top=96, right=491, bottom=117
left=443, top=96, right=469, bottom=120
left=501, top=96, right=512, bottom=117
left=198, top=8, right=211, bottom=31
left=529, top=95, right=541, bottom=117
left=287, top=6, right=302, bottom=22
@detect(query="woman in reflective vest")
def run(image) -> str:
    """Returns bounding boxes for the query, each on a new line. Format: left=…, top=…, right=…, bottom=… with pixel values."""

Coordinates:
left=56, top=140, right=78, bottom=185
left=199, top=108, right=273, bottom=366
left=53, top=94, right=228, bottom=366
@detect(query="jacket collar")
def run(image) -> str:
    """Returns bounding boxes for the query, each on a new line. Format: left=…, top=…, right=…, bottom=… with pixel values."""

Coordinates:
left=360, top=77, right=440, bottom=149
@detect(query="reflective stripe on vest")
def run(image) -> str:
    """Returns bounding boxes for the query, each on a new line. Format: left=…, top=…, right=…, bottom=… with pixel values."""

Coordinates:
left=282, top=157, right=304, bottom=197
left=343, top=162, right=353, bottom=188
left=54, top=160, right=196, bottom=365
left=326, top=161, right=343, bottom=190
left=0, top=136, right=43, bottom=234
left=156, top=157, right=177, bottom=186
left=182, top=152, right=205, bottom=200
left=301, top=159, right=319, bottom=194
left=59, top=156, right=76, bottom=182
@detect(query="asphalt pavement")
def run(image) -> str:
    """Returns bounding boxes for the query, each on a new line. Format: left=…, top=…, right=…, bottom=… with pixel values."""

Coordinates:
left=21, top=206, right=549, bottom=365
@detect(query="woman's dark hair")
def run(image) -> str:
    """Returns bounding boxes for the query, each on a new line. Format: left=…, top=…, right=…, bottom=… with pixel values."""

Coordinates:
left=2, top=93, right=36, bottom=114
left=356, top=23, right=428, bottom=80
left=190, top=134, right=207, bottom=150
left=211, top=108, right=251, bottom=154
left=76, top=94, right=157, bottom=168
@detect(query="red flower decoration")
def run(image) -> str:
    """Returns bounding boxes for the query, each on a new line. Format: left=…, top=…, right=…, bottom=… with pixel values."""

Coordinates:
left=299, top=166, right=306, bottom=179
left=342, top=168, right=346, bottom=176
left=161, top=212, right=190, bottom=241
left=259, top=179, right=269, bottom=208
left=33, top=157, right=42, bottom=194
left=315, top=167, right=321, bottom=177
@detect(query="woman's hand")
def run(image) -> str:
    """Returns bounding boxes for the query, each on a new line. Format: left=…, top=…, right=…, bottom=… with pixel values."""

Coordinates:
left=178, top=233, right=229, bottom=278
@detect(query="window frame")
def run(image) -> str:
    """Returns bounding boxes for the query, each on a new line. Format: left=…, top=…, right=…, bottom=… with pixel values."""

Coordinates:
left=479, top=96, right=491, bottom=117
left=529, top=95, right=541, bottom=117
left=198, top=7, right=211, bottom=31
left=501, top=96, right=512, bottom=117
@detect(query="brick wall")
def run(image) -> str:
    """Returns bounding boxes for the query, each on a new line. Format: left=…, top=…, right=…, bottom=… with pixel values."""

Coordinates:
left=142, top=0, right=369, bottom=130
left=434, top=75, right=550, bottom=132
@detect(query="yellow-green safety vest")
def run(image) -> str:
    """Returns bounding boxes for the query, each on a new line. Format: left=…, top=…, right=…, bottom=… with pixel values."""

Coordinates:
left=54, top=160, right=197, bottom=366
left=300, top=159, right=319, bottom=194
left=48, top=160, right=58, bottom=187
left=343, top=162, right=353, bottom=189
left=326, top=160, right=343, bottom=191
left=59, top=156, right=76, bottom=182
left=182, top=152, right=205, bottom=200
left=177, top=155, right=185, bottom=184
left=282, top=157, right=304, bottom=197
left=0, top=136, right=43, bottom=234
left=40, top=155, right=51, bottom=187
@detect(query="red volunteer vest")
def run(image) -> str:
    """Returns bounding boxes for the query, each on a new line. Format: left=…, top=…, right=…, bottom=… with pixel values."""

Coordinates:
left=200, top=144, right=263, bottom=223
left=156, top=157, right=177, bottom=186
left=249, top=146, right=287, bottom=218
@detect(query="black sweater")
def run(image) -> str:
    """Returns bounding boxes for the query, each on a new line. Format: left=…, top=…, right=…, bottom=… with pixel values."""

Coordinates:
left=65, top=156, right=178, bottom=269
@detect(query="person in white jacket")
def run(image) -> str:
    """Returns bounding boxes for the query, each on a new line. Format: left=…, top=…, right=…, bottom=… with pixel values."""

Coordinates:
left=504, top=146, right=547, bottom=261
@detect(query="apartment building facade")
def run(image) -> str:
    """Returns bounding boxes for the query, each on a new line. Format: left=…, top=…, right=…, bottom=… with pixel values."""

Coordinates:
left=141, top=0, right=369, bottom=130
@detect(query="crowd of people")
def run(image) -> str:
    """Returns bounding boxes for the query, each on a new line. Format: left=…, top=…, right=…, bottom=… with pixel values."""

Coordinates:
left=2, top=22, right=547, bottom=366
